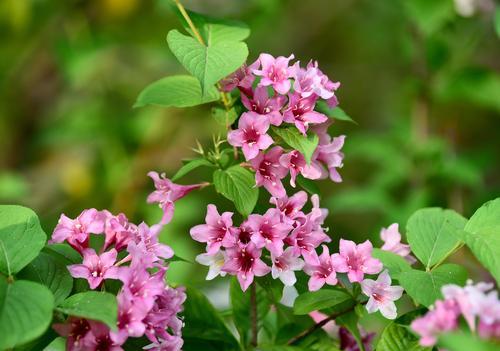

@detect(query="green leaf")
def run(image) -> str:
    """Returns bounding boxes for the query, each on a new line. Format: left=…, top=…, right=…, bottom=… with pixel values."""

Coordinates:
left=212, top=107, right=238, bottom=126
left=56, top=291, right=118, bottom=330
left=439, top=331, right=498, bottom=351
left=167, top=29, right=248, bottom=94
left=293, top=288, right=354, bottom=315
left=43, top=337, right=66, bottom=351
left=372, top=248, right=411, bottom=279
left=462, top=198, right=500, bottom=284
left=377, top=322, right=430, bottom=351
left=174, top=8, right=250, bottom=44
left=0, top=205, right=46, bottom=276
left=406, top=208, right=466, bottom=269
left=272, top=127, right=319, bottom=164
left=134, top=75, right=219, bottom=108
left=315, top=101, right=356, bottom=124
left=399, top=264, right=467, bottom=307
left=183, top=287, right=240, bottom=351
left=337, top=311, right=364, bottom=351
left=296, top=176, right=320, bottom=196
left=172, top=158, right=214, bottom=181
left=0, top=278, right=55, bottom=349
left=230, top=277, right=270, bottom=346
left=213, top=165, right=258, bottom=216
left=44, top=244, right=82, bottom=264
left=17, top=251, right=73, bottom=305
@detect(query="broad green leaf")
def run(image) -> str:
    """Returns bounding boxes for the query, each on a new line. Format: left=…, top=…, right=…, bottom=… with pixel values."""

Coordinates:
left=399, top=264, right=467, bottom=307
left=293, top=288, right=354, bottom=315
left=272, top=127, right=319, bottom=164
left=372, top=249, right=411, bottom=279
left=167, top=29, right=248, bottom=94
left=134, top=75, right=219, bottom=108
left=230, top=277, right=270, bottom=346
left=439, top=331, right=498, bottom=351
left=43, top=337, right=66, bottom=351
left=296, top=176, right=320, bottom=196
left=212, top=106, right=238, bottom=126
left=172, top=158, right=214, bottom=181
left=404, top=0, right=454, bottom=35
left=315, top=101, right=356, bottom=124
left=44, top=244, right=82, bottom=264
left=0, top=278, right=54, bottom=349
left=17, top=251, right=73, bottom=305
left=406, top=208, right=466, bottom=269
left=462, top=197, right=500, bottom=284
left=213, top=165, right=258, bottom=216
left=377, top=322, right=430, bottom=351
left=337, top=311, right=364, bottom=351
left=174, top=8, right=250, bottom=44
left=183, top=287, right=240, bottom=351
left=0, top=205, right=46, bottom=276
left=56, top=291, right=118, bottom=330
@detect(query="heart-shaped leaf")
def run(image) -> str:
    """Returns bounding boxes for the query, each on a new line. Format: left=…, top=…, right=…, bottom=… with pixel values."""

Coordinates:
left=0, top=278, right=54, bottom=349
left=0, top=205, right=46, bottom=276
left=406, top=208, right=466, bottom=269
left=372, top=248, right=412, bottom=279
left=399, top=264, right=467, bottom=307
left=167, top=30, right=248, bottom=94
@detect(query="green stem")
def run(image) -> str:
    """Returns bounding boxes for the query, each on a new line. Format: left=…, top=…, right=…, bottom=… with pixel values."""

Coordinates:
left=173, top=0, right=205, bottom=46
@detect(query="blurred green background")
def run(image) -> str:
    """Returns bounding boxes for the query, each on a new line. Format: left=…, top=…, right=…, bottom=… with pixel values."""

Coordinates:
left=1, top=0, right=499, bottom=288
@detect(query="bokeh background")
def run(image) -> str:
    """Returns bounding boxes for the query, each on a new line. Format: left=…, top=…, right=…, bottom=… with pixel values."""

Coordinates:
left=1, top=0, right=499, bottom=294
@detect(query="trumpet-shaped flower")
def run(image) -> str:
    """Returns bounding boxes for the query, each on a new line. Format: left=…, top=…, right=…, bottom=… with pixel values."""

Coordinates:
left=250, top=146, right=288, bottom=197
left=331, top=239, right=382, bottom=283
left=253, top=53, right=294, bottom=94
left=304, top=245, right=337, bottom=291
left=271, top=247, right=304, bottom=286
left=189, top=204, right=235, bottom=254
left=361, top=270, right=404, bottom=320
left=68, top=248, right=121, bottom=289
left=227, top=111, right=274, bottom=160
left=241, top=86, right=286, bottom=126
left=283, top=93, right=328, bottom=135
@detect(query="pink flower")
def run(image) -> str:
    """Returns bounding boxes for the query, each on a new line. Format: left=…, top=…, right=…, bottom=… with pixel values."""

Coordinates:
left=304, top=245, right=337, bottom=291
left=220, top=60, right=259, bottom=94
left=147, top=172, right=204, bottom=225
left=303, top=129, right=345, bottom=183
left=190, top=204, right=235, bottom=254
left=102, top=211, right=137, bottom=252
left=283, top=93, right=328, bottom=135
left=222, top=243, right=270, bottom=291
left=380, top=223, right=416, bottom=264
left=128, top=222, right=173, bottom=263
left=248, top=208, right=293, bottom=256
left=67, top=248, right=121, bottom=289
left=250, top=146, right=288, bottom=197
left=241, top=86, right=286, bottom=126
left=144, top=334, right=184, bottom=351
left=227, top=111, right=274, bottom=160
left=50, top=209, right=105, bottom=254
left=287, top=215, right=331, bottom=258
left=361, top=270, right=404, bottom=320
left=84, top=321, right=124, bottom=351
left=331, top=239, right=382, bottom=283
left=279, top=150, right=306, bottom=187
left=411, top=299, right=460, bottom=346
left=195, top=251, right=227, bottom=280
left=271, top=247, right=304, bottom=286
left=292, top=60, right=340, bottom=107
left=253, top=53, right=294, bottom=94
left=270, top=191, right=308, bottom=224
left=112, top=291, right=150, bottom=344
left=53, top=317, right=92, bottom=351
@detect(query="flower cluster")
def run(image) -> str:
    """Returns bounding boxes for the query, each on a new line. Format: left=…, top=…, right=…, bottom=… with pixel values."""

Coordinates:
left=411, top=280, right=500, bottom=346
left=223, top=53, right=346, bottom=197
left=50, top=207, right=187, bottom=351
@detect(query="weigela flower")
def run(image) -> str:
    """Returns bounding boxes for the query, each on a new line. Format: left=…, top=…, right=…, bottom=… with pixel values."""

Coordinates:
left=102, top=211, right=137, bottom=252
left=50, top=209, right=105, bottom=254
left=361, top=270, right=404, bottom=320
left=53, top=317, right=92, bottom=351
left=331, top=239, right=382, bottom=283
left=222, top=243, right=271, bottom=291
left=292, top=60, right=340, bottom=107
left=270, top=191, right=308, bottom=224
left=271, top=246, right=304, bottom=286
left=220, top=60, right=259, bottom=95
left=144, top=334, right=184, bottom=351
left=304, top=245, right=337, bottom=291
left=67, top=248, right=121, bottom=289
left=227, top=111, right=274, bottom=160
left=84, top=321, right=124, bottom=351
left=147, top=172, right=204, bottom=225
left=380, top=223, right=416, bottom=264
left=283, top=93, right=328, bottom=135
left=250, top=146, right=288, bottom=198
left=411, top=299, right=460, bottom=346
left=112, top=290, right=150, bottom=344
left=195, top=251, right=227, bottom=280
left=279, top=150, right=307, bottom=187
left=241, top=86, right=286, bottom=126
left=253, top=53, right=294, bottom=94
left=190, top=204, right=235, bottom=254
left=247, top=208, right=293, bottom=256
left=304, top=133, right=345, bottom=183
left=287, top=214, right=331, bottom=258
